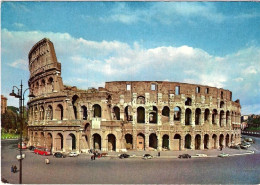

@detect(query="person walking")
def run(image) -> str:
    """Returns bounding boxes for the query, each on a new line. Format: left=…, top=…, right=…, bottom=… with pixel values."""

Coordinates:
left=158, top=152, right=160, bottom=157
left=11, top=165, right=14, bottom=173
left=13, top=165, right=17, bottom=173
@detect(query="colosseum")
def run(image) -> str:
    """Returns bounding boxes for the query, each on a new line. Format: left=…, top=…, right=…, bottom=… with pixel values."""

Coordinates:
left=27, top=38, right=241, bottom=153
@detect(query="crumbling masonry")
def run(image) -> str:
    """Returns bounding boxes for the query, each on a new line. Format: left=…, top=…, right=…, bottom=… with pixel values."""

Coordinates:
left=27, top=38, right=241, bottom=153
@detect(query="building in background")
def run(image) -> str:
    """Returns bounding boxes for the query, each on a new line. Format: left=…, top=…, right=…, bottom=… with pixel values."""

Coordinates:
left=1, top=95, right=8, bottom=114
left=27, top=38, right=241, bottom=153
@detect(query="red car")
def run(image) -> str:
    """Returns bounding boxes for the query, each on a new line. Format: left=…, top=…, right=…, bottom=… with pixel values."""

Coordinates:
left=34, top=147, right=51, bottom=156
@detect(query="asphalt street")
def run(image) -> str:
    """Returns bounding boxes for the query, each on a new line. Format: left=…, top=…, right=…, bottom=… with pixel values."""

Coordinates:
left=1, top=136, right=260, bottom=184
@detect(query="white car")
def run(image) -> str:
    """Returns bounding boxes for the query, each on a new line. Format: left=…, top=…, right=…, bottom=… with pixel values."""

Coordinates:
left=218, top=153, right=230, bottom=158
left=68, top=152, right=79, bottom=157
left=196, top=154, right=208, bottom=157
left=16, top=154, right=26, bottom=160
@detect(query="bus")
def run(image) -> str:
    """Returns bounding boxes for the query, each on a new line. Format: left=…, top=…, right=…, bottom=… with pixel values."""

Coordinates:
left=34, top=147, right=51, bottom=156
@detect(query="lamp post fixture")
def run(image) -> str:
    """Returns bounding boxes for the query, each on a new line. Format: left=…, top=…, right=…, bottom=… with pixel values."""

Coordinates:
left=10, top=80, right=35, bottom=184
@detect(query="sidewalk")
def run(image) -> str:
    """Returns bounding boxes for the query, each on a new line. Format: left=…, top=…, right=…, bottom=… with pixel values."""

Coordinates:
left=104, top=147, right=256, bottom=158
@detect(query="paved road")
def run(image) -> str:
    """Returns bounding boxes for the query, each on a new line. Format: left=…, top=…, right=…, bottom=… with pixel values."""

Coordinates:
left=1, top=136, right=260, bottom=184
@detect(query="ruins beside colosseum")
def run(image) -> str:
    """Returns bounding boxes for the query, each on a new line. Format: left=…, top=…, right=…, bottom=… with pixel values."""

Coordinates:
left=27, top=38, right=241, bottom=153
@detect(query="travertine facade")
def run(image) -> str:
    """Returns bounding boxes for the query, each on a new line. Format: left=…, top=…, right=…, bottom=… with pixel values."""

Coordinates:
left=27, top=38, right=241, bottom=153
left=1, top=95, right=8, bottom=114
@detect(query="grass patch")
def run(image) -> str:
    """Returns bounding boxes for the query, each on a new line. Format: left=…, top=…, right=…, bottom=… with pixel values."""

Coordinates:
left=1, top=132, right=19, bottom=139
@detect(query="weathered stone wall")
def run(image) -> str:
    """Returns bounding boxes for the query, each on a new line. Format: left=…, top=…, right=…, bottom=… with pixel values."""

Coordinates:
left=27, top=38, right=241, bottom=153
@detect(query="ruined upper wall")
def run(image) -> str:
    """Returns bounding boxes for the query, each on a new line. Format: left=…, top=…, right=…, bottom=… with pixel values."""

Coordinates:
left=28, top=38, right=61, bottom=79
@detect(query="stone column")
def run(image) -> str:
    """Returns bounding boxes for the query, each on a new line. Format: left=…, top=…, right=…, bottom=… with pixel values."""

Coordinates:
left=101, top=133, right=107, bottom=152
left=145, top=134, right=149, bottom=151
left=181, top=109, right=185, bottom=126
left=157, top=133, right=162, bottom=151
left=132, top=129, right=137, bottom=150
left=201, top=110, right=205, bottom=125
left=180, top=136, right=185, bottom=151
left=200, top=135, right=204, bottom=150
left=190, top=136, right=195, bottom=150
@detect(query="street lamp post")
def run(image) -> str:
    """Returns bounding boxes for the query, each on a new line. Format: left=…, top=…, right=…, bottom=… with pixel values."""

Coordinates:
left=10, top=80, right=35, bottom=184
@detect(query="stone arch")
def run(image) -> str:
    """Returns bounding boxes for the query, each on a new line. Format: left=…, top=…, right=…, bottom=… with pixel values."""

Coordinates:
left=67, top=133, right=76, bottom=151
left=195, top=108, right=201, bottom=125
left=173, top=134, right=181, bottom=151
left=204, top=109, right=210, bottom=122
left=46, top=133, right=52, bottom=151
left=34, top=132, right=38, bottom=146
left=212, top=109, right=218, bottom=124
left=72, top=95, right=80, bottom=119
left=162, top=134, right=169, bottom=150
left=34, top=107, right=38, bottom=121
left=231, top=134, right=234, bottom=145
left=39, top=132, right=44, bottom=147
left=185, top=108, right=192, bottom=125
left=149, top=133, right=157, bottom=149
left=107, top=134, right=116, bottom=151
left=174, top=107, right=181, bottom=121
left=195, top=134, right=201, bottom=150
left=204, top=134, right=209, bottom=149
left=93, top=104, right=102, bottom=118
left=185, top=134, right=192, bottom=149
left=137, top=133, right=145, bottom=150
left=56, top=104, right=63, bottom=120
left=81, top=105, right=87, bottom=120
left=162, top=106, right=170, bottom=123
left=226, top=111, right=230, bottom=126
left=40, top=106, right=45, bottom=120
left=46, top=105, right=53, bottom=120
left=113, top=106, right=120, bottom=120
left=137, top=106, right=145, bottom=123
left=93, top=133, right=101, bottom=150
left=124, top=105, right=133, bottom=121
left=220, top=110, right=225, bottom=127
left=220, top=101, right=225, bottom=108
left=185, top=97, right=192, bottom=106
left=149, top=106, right=158, bottom=124
left=212, top=134, right=217, bottom=149
left=225, top=134, right=230, bottom=147
left=47, top=77, right=54, bottom=92
left=137, top=96, right=145, bottom=104
left=56, top=133, right=63, bottom=151
left=219, top=134, right=224, bottom=147
left=125, top=134, right=133, bottom=150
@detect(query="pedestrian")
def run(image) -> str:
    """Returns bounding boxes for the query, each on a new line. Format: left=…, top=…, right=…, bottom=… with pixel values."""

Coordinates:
left=11, top=165, right=14, bottom=173
left=94, top=153, right=96, bottom=160
left=220, top=145, right=223, bottom=151
left=13, top=165, right=17, bottom=173
left=158, top=152, right=160, bottom=157
left=45, top=158, right=50, bottom=164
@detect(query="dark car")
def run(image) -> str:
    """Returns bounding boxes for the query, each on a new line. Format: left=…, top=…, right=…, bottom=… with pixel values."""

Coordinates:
left=178, top=154, right=191, bottom=159
left=28, top=146, right=36, bottom=151
left=119, top=154, right=130, bottom=159
left=53, top=152, right=66, bottom=158
left=230, top=145, right=240, bottom=150
left=142, top=154, right=153, bottom=159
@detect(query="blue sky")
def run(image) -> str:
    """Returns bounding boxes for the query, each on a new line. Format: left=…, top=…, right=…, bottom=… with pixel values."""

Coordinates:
left=1, top=2, right=260, bottom=115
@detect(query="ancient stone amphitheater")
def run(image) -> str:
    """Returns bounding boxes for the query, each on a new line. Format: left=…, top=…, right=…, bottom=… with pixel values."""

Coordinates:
left=27, top=38, right=241, bottom=153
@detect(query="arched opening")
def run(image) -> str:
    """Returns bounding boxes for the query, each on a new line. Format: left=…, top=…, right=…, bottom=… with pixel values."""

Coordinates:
left=48, top=77, right=54, bottom=92
left=195, top=134, right=201, bottom=150
left=124, top=106, right=133, bottom=121
left=56, top=133, right=63, bottom=151
left=46, top=105, right=53, bottom=120
left=137, top=107, right=145, bottom=123
left=72, top=95, right=79, bottom=119
left=185, top=108, right=192, bottom=125
left=174, top=107, right=181, bottom=121
left=212, top=109, right=218, bottom=124
left=204, top=134, right=209, bottom=149
left=173, top=134, right=181, bottom=151
left=185, top=134, right=191, bottom=149
left=40, top=106, right=45, bottom=120
left=85, top=136, right=89, bottom=149
left=231, top=134, right=234, bottom=145
left=219, top=134, right=224, bottom=147
left=149, top=133, right=157, bottom=149
left=226, top=111, right=230, bottom=126
left=220, top=101, right=224, bottom=108
left=34, top=107, right=38, bottom=121
left=137, top=96, right=145, bottom=104
left=107, top=134, right=116, bottom=151
left=34, top=132, right=38, bottom=146
left=137, top=133, right=145, bottom=150
left=162, top=106, right=170, bottom=123
left=113, top=106, right=120, bottom=120
left=225, top=134, right=230, bottom=147
left=195, top=108, right=201, bottom=125
left=81, top=106, right=87, bottom=120
left=162, top=134, right=169, bottom=150
left=56, top=104, right=63, bottom=120
left=149, top=106, right=158, bottom=124
left=67, top=133, right=76, bottom=151
left=125, top=134, right=133, bottom=150
left=212, top=134, right=217, bottom=149
left=46, top=133, right=52, bottom=152
left=185, top=97, right=192, bottom=106
left=204, top=109, right=210, bottom=122
left=220, top=110, right=224, bottom=127
left=93, top=104, right=102, bottom=118
left=39, top=132, right=44, bottom=147
left=93, top=133, right=101, bottom=150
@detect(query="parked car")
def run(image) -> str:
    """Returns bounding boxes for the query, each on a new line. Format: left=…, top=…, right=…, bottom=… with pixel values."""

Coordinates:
left=53, top=152, right=66, bottom=158
left=18, top=142, right=27, bottom=149
left=34, top=147, right=51, bottom=156
left=244, top=138, right=254, bottom=143
left=230, top=145, right=240, bottom=150
left=195, top=154, right=207, bottom=157
left=143, top=154, right=153, bottom=159
left=28, top=146, right=36, bottom=151
left=68, top=152, right=79, bottom=157
left=218, top=153, right=230, bottom=158
left=119, top=153, right=130, bottom=159
left=178, top=154, right=191, bottom=159
left=16, top=154, right=26, bottom=160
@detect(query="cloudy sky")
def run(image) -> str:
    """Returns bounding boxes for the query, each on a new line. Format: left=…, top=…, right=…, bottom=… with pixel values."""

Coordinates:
left=1, top=2, right=260, bottom=115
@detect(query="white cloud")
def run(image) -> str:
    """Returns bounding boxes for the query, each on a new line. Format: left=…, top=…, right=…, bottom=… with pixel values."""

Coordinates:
left=13, top=22, right=25, bottom=28
left=2, top=29, right=260, bottom=114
